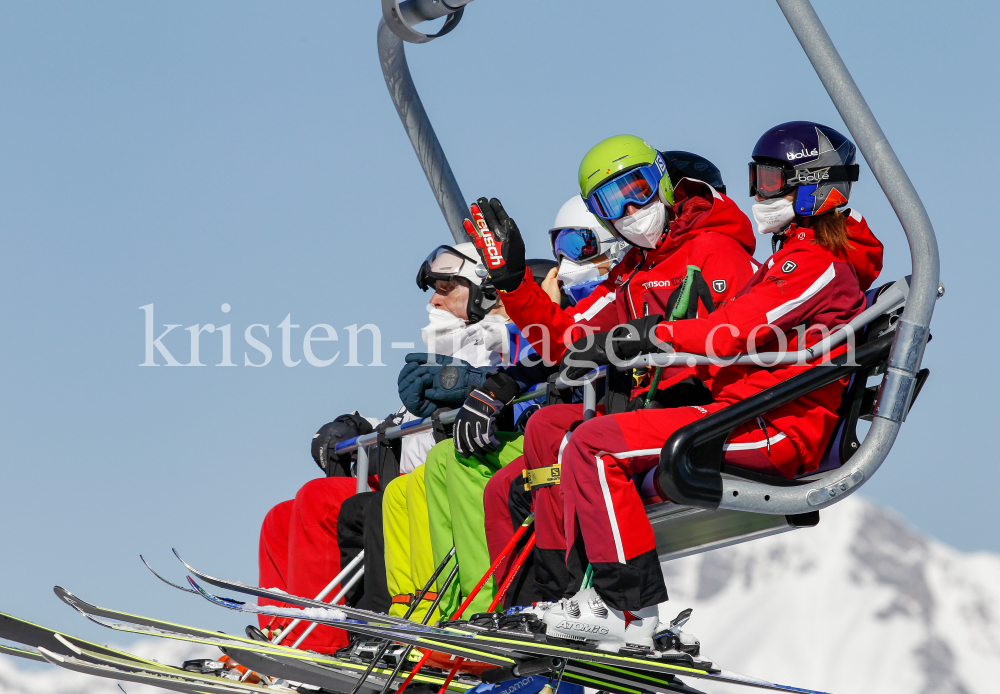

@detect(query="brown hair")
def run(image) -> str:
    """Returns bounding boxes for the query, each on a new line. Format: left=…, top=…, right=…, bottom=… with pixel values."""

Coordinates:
left=796, top=210, right=852, bottom=255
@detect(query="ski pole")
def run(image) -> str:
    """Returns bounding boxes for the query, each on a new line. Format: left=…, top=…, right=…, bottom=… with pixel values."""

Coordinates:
left=396, top=517, right=536, bottom=694
left=450, top=515, right=534, bottom=620
left=349, top=546, right=458, bottom=694
left=290, top=566, right=366, bottom=648
left=374, top=561, right=462, bottom=694
left=646, top=264, right=700, bottom=407
left=239, top=564, right=368, bottom=684
left=435, top=532, right=537, bottom=694
left=491, top=532, right=536, bottom=610
left=270, top=549, right=366, bottom=645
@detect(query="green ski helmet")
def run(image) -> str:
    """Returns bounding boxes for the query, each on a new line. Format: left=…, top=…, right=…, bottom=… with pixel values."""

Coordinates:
left=578, top=135, right=674, bottom=236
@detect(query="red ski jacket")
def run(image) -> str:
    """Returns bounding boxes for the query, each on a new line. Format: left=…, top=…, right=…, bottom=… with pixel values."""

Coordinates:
left=658, top=209, right=884, bottom=478
left=501, top=180, right=758, bottom=383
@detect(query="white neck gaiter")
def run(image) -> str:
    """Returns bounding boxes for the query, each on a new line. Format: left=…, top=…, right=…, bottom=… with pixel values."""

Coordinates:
left=420, top=306, right=506, bottom=367
left=421, top=307, right=467, bottom=356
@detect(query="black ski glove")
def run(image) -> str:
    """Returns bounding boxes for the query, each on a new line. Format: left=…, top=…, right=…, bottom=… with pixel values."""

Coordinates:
left=311, top=413, right=374, bottom=476
left=453, top=371, right=520, bottom=457
left=462, top=197, right=526, bottom=292
left=560, top=315, right=670, bottom=382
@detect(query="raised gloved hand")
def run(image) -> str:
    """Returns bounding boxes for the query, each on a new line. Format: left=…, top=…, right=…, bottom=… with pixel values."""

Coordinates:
left=311, top=413, right=374, bottom=476
left=462, top=197, right=526, bottom=292
left=397, top=353, right=490, bottom=417
left=453, top=371, right=520, bottom=457
left=560, top=315, right=670, bottom=382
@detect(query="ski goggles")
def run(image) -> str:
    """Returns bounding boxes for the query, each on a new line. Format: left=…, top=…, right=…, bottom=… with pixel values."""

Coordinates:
left=584, top=154, right=667, bottom=220
left=549, top=227, right=602, bottom=262
left=416, top=245, right=481, bottom=291
left=749, top=161, right=860, bottom=199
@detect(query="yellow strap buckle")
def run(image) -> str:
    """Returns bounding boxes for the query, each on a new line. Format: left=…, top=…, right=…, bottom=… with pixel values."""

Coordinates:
left=523, top=464, right=561, bottom=490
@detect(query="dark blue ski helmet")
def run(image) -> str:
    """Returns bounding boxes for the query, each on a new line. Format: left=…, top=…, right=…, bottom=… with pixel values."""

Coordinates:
left=662, top=151, right=726, bottom=195
left=749, top=121, right=859, bottom=216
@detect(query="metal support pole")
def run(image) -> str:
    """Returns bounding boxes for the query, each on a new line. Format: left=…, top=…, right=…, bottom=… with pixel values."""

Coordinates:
left=582, top=378, right=597, bottom=421
left=776, top=0, right=939, bottom=400
left=271, top=549, right=366, bottom=646
left=355, top=445, right=370, bottom=494
left=713, top=1, right=942, bottom=514
left=290, top=567, right=366, bottom=648
left=378, top=19, right=468, bottom=242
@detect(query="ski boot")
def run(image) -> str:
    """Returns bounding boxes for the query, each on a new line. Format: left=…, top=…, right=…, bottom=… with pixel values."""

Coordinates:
left=533, top=588, right=659, bottom=654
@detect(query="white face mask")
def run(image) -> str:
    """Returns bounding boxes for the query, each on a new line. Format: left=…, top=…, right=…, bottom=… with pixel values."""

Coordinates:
left=613, top=200, right=666, bottom=249
left=420, top=306, right=467, bottom=356
left=751, top=197, right=795, bottom=235
left=556, top=257, right=602, bottom=286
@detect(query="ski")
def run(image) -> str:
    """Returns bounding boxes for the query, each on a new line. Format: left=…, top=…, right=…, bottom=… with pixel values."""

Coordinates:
left=0, top=642, right=47, bottom=663
left=0, top=608, right=167, bottom=667
left=143, top=554, right=233, bottom=600
left=54, top=587, right=481, bottom=692
left=0, top=609, right=283, bottom=692
left=38, top=647, right=279, bottom=694
left=57, top=584, right=509, bottom=668
left=186, top=577, right=829, bottom=694
left=182, top=578, right=717, bottom=694
left=51, top=635, right=280, bottom=694
left=52, top=586, right=679, bottom=694
left=172, top=549, right=419, bottom=631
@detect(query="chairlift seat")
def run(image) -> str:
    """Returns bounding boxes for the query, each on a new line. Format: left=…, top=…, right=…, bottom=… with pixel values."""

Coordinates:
left=637, top=277, right=930, bottom=562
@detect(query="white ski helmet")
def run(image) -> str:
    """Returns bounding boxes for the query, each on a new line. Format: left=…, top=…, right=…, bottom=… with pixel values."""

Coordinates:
left=416, top=243, right=498, bottom=324
left=549, top=196, right=626, bottom=304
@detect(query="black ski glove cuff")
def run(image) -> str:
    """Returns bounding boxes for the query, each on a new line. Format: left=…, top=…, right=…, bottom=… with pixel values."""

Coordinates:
left=481, top=371, right=520, bottom=405
left=612, top=314, right=667, bottom=360
left=493, top=268, right=528, bottom=293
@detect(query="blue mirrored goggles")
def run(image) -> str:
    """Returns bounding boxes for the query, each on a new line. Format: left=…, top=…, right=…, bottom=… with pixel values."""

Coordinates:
left=549, top=227, right=601, bottom=262
left=584, top=155, right=667, bottom=220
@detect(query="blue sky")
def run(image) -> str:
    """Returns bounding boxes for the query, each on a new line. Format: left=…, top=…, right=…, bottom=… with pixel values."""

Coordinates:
left=1, top=0, right=996, bottom=645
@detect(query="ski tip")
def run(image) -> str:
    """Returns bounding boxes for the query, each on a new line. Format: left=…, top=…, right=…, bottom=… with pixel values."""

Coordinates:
left=53, top=586, right=91, bottom=618
left=53, top=633, right=83, bottom=657
left=37, top=646, right=65, bottom=664
left=172, top=548, right=198, bottom=575
left=141, top=555, right=196, bottom=594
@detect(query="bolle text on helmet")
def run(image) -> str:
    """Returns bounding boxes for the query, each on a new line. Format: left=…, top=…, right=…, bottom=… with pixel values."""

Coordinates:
left=786, top=147, right=819, bottom=161
left=791, top=168, right=831, bottom=185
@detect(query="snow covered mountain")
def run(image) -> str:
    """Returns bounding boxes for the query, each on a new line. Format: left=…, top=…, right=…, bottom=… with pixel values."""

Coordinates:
left=663, top=496, right=1000, bottom=694
left=1, top=496, right=998, bottom=693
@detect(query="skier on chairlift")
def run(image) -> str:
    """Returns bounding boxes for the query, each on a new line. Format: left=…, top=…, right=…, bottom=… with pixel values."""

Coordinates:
left=460, top=123, right=883, bottom=657
left=256, top=243, right=510, bottom=652
left=458, top=136, right=757, bottom=615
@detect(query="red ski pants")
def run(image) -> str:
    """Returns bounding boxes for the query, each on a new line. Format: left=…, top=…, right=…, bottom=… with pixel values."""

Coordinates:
left=258, top=477, right=358, bottom=653
left=521, top=403, right=801, bottom=610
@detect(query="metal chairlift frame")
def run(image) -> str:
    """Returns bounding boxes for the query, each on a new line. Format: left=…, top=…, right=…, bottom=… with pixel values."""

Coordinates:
left=373, top=0, right=940, bottom=560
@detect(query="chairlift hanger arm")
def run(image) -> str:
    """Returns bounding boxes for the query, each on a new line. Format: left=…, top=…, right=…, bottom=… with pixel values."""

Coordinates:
left=377, top=1, right=473, bottom=243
